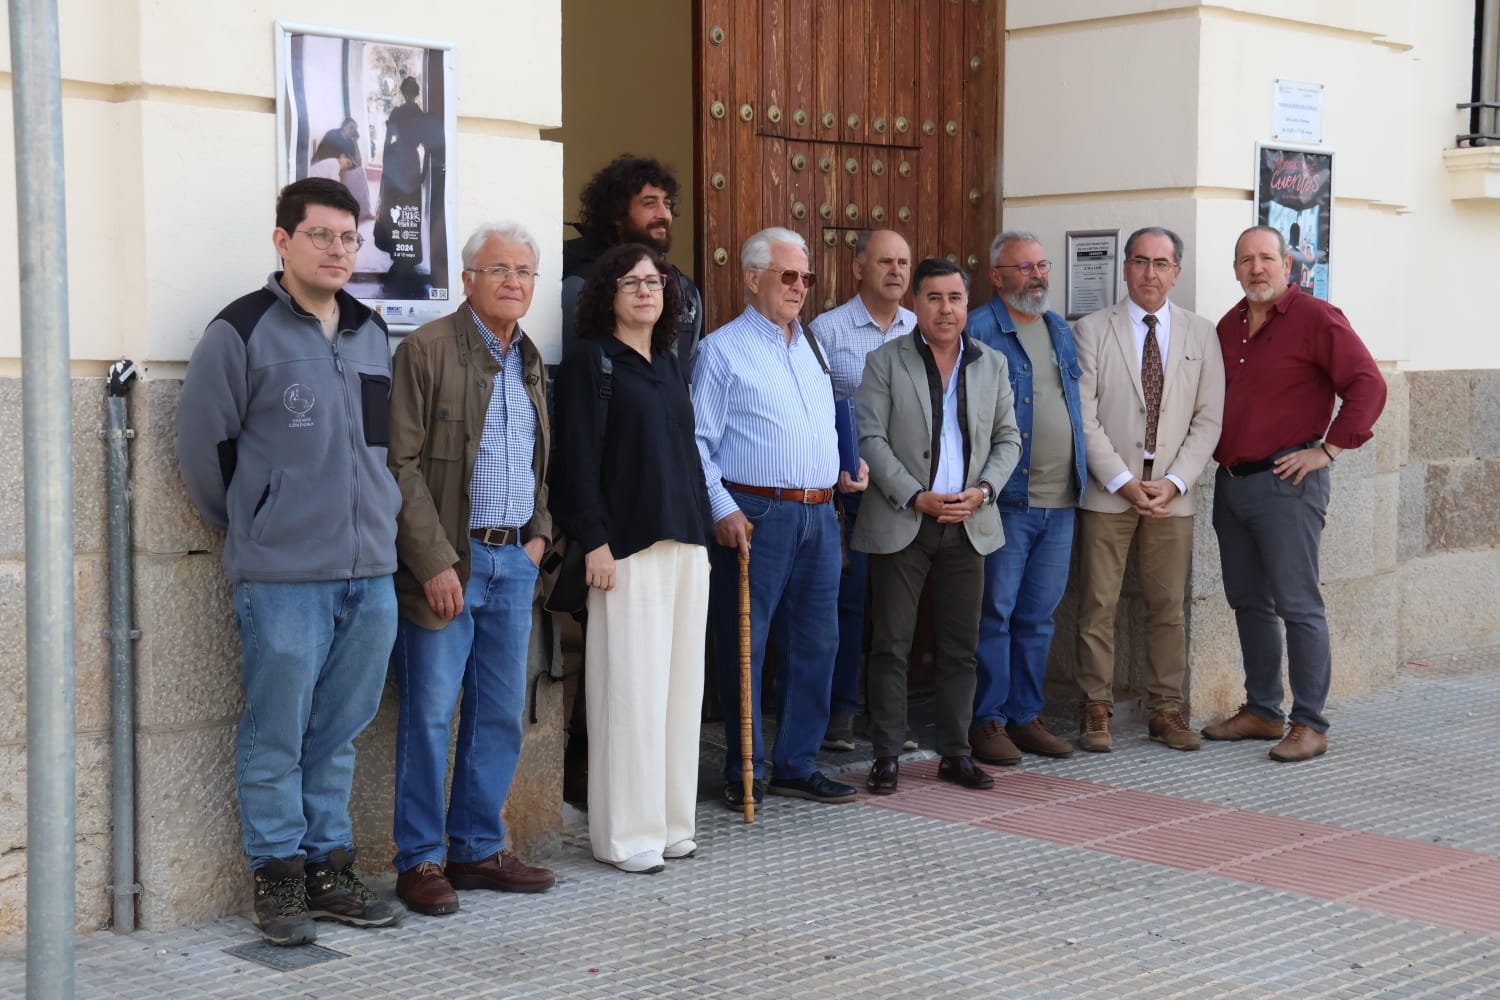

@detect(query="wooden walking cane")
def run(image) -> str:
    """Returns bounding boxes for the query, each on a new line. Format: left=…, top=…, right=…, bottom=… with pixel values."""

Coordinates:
left=738, top=524, right=755, bottom=822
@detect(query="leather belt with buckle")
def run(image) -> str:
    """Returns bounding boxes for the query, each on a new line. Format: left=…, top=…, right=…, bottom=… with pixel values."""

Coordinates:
left=724, top=481, right=834, bottom=505
left=470, top=526, right=521, bottom=546
left=1224, top=440, right=1318, bottom=478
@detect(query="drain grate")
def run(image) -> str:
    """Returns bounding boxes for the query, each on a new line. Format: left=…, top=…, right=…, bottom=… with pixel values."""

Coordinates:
left=222, top=941, right=348, bottom=971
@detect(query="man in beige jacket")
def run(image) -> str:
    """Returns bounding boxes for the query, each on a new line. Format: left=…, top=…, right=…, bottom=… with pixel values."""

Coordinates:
left=1073, top=226, right=1225, bottom=752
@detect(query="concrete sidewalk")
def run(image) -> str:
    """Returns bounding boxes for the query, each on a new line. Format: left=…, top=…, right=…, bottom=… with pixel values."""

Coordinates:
left=4, top=650, right=1498, bottom=999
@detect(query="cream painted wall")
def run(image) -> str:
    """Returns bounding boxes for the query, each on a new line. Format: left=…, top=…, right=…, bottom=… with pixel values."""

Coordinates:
left=0, top=1, right=564, bottom=364
left=1004, top=1, right=1497, bottom=371
left=543, top=0, right=696, bottom=283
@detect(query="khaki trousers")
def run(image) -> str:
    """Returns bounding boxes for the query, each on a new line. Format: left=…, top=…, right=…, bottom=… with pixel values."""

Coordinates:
left=1074, top=507, right=1194, bottom=713
left=586, top=540, right=710, bottom=865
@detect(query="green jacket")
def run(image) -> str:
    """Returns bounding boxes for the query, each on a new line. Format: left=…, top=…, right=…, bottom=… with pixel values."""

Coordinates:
left=388, top=303, right=552, bottom=629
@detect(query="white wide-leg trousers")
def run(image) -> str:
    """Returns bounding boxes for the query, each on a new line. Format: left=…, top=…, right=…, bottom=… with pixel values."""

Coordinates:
left=586, top=540, right=710, bottom=864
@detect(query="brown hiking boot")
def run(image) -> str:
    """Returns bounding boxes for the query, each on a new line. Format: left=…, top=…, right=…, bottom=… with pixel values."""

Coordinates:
left=1201, top=705, right=1284, bottom=741
left=1269, top=723, right=1328, bottom=762
left=969, top=720, right=1022, bottom=766
left=1006, top=718, right=1075, bottom=758
left=1078, top=703, right=1113, bottom=753
left=1149, top=710, right=1202, bottom=751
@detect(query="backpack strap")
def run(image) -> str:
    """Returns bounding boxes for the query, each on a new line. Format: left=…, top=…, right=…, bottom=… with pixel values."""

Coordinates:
left=803, top=326, right=831, bottom=377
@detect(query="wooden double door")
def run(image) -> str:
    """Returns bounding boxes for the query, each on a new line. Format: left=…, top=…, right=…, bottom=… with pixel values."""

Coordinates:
left=694, top=0, right=1003, bottom=330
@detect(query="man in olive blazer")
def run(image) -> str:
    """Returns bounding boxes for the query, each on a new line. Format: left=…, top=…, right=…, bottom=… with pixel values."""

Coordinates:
left=852, top=258, right=1021, bottom=794
left=1073, top=226, right=1225, bottom=754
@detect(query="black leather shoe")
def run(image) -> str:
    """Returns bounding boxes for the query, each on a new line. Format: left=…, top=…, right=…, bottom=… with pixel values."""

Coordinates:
left=937, top=755, right=994, bottom=790
left=722, top=779, right=765, bottom=811
left=866, top=757, right=899, bottom=795
left=768, top=770, right=858, bottom=803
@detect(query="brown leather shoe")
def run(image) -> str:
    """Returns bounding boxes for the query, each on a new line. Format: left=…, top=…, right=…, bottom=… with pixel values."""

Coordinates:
left=970, top=720, right=1022, bottom=766
left=1078, top=703, right=1113, bottom=753
left=866, top=756, right=899, bottom=795
left=396, top=861, right=459, bottom=916
left=937, top=755, right=994, bottom=789
left=1006, top=718, right=1075, bottom=758
left=1201, top=705, right=1284, bottom=742
left=444, top=850, right=555, bottom=894
left=1269, top=723, right=1328, bottom=762
left=1149, top=710, right=1202, bottom=751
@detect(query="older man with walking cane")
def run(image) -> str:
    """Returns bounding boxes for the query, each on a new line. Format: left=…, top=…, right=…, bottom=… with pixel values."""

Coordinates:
left=693, top=227, right=867, bottom=812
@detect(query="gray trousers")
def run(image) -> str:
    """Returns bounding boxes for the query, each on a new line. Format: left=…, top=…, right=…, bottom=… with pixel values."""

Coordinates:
left=866, top=518, right=984, bottom=758
left=1212, top=464, right=1332, bottom=732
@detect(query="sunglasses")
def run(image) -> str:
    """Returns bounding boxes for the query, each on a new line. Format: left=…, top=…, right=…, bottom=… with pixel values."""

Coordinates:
left=762, top=266, right=817, bottom=288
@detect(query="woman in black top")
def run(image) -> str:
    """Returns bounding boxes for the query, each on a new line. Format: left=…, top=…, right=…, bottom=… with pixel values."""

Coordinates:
left=551, top=243, right=713, bottom=874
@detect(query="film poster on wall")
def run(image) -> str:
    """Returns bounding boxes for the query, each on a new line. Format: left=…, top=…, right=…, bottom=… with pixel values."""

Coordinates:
left=276, top=23, right=458, bottom=329
left=1253, top=142, right=1334, bottom=301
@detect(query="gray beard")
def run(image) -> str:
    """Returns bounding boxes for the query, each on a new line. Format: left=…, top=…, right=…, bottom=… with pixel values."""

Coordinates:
left=1002, top=285, right=1049, bottom=316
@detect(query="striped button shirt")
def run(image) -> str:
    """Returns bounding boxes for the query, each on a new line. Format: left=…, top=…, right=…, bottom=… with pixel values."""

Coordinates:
left=692, top=305, right=840, bottom=521
left=808, top=294, right=917, bottom=401
left=469, top=307, right=538, bottom=531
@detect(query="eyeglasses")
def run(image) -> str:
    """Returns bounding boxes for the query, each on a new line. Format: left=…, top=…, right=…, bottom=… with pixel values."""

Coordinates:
left=1126, top=256, right=1179, bottom=274
left=994, top=260, right=1051, bottom=276
left=762, top=267, right=817, bottom=288
left=297, top=227, right=364, bottom=253
left=465, top=264, right=538, bottom=282
left=616, top=274, right=667, bottom=293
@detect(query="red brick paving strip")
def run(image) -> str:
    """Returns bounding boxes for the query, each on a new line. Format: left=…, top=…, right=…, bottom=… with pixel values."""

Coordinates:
left=862, top=759, right=1500, bottom=938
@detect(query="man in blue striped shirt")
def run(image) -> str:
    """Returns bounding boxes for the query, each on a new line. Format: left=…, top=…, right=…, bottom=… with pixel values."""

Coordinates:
left=694, top=227, right=868, bottom=809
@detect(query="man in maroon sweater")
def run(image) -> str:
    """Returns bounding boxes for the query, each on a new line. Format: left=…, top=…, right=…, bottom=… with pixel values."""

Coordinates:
left=1201, top=226, right=1387, bottom=763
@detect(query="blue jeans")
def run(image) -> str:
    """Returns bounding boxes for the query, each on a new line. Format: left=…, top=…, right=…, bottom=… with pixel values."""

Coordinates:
left=972, top=506, right=1076, bottom=727
left=392, top=538, right=537, bottom=871
left=830, top=501, right=867, bottom=717
left=710, top=490, right=840, bottom=782
left=233, top=576, right=396, bottom=868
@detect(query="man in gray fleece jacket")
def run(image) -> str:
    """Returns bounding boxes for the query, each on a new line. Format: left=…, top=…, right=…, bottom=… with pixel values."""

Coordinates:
left=177, top=177, right=403, bottom=947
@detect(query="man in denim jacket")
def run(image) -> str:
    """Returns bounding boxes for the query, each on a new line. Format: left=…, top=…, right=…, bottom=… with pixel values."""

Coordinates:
left=964, top=230, right=1087, bottom=766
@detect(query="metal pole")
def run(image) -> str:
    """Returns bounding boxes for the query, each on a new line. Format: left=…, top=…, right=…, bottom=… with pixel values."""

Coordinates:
left=8, top=0, right=77, bottom=995
left=105, top=362, right=139, bottom=933
left=1483, top=0, right=1499, bottom=138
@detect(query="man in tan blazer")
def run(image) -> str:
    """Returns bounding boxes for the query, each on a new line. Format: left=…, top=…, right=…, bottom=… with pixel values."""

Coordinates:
left=1073, top=226, right=1225, bottom=753
left=852, top=258, right=1021, bottom=794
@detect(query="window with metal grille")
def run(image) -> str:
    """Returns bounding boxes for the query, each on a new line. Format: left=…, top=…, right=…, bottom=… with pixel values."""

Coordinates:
left=1459, top=0, right=1500, bottom=146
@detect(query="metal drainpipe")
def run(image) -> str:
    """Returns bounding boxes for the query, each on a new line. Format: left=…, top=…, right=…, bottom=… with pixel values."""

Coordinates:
left=8, top=0, right=77, bottom=995
left=104, top=361, right=140, bottom=932
left=1484, top=0, right=1500, bottom=139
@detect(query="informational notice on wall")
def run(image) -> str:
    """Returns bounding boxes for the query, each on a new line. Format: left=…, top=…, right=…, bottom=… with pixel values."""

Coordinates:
left=1272, top=79, right=1324, bottom=144
left=275, top=23, right=458, bottom=330
left=1065, top=230, right=1119, bottom=320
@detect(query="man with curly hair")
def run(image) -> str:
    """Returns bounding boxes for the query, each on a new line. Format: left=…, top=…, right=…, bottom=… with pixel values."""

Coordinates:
left=562, top=154, right=702, bottom=382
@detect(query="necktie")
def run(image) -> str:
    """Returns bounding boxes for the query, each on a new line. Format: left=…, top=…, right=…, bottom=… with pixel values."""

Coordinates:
left=1142, top=314, right=1163, bottom=455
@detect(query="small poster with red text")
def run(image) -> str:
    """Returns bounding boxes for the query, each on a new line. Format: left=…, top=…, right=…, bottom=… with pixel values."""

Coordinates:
left=1254, top=143, right=1334, bottom=301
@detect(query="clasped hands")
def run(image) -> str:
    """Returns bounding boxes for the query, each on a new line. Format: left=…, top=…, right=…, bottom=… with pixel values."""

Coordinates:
left=913, top=487, right=985, bottom=523
left=1118, top=477, right=1179, bottom=518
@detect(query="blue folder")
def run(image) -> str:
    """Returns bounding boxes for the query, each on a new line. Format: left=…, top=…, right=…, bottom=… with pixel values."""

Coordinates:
left=835, top=398, right=861, bottom=516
